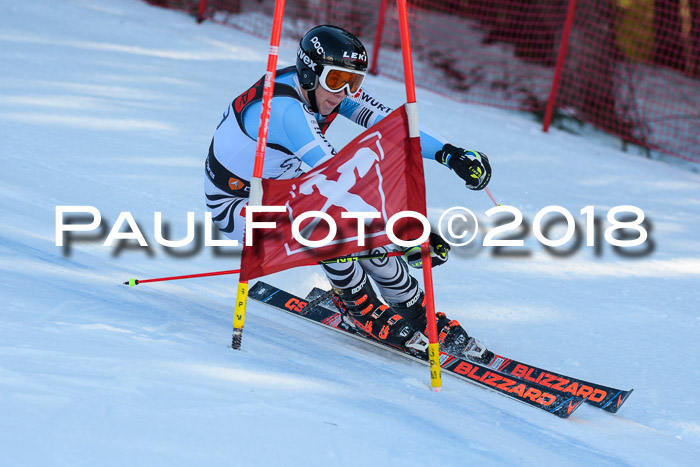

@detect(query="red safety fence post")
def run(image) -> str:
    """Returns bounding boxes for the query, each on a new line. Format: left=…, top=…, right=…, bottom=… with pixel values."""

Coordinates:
left=543, top=0, right=577, bottom=133
left=196, top=0, right=207, bottom=23
left=370, top=0, right=389, bottom=75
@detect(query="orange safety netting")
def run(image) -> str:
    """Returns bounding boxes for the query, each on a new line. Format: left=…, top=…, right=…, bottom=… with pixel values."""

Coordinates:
left=144, top=0, right=700, bottom=163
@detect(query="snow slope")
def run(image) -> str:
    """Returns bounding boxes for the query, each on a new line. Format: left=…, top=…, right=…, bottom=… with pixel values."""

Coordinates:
left=2, top=0, right=700, bottom=465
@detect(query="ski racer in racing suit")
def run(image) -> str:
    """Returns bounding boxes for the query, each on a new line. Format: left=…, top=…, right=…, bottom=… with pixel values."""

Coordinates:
left=204, top=25, right=492, bottom=360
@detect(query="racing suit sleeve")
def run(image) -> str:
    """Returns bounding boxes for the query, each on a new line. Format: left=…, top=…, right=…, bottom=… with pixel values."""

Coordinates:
left=338, top=88, right=447, bottom=161
left=243, top=97, right=337, bottom=171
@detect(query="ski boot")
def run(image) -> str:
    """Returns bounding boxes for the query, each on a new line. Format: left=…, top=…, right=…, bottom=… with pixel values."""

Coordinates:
left=331, top=274, right=424, bottom=352
left=434, top=312, right=493, bottom=363
left=391, top=285, right=493, bottom=363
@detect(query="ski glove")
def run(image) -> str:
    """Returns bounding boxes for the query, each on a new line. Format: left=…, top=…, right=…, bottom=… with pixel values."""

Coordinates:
left=435, top=143, right=491, bottom=190
left=403, top=232, right=451, bottom=269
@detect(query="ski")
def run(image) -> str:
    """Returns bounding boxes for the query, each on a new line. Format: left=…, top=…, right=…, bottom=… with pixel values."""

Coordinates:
left=295, top=284, right=633, bottom=413
left=303, top=285, right=632, bottom=413
left=483, top=353, right=633, bottom=413
left=248, top=281, right=586, bottom=418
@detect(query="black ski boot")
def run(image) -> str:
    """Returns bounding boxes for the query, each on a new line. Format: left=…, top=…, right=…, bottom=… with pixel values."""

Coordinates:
left=331, top=274, right=419, bottom=350
left=392, top=285, right=493, bottom=363
left=434, top=312, right=493, bottom=363
left=386, top=285, right=431, bottom=355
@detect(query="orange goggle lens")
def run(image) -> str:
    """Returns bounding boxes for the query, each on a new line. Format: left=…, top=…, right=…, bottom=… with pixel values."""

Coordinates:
left=322, top=68, right=365, bottom=94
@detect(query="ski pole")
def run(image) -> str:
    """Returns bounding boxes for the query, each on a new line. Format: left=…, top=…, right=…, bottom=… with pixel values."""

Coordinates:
left=484, top=187, right=501, bottom=207
left=124, top=251, right=404, bottom=286
left=318, top=250, right=402, bottom=264
left=123, top=269, right=241, bottom=287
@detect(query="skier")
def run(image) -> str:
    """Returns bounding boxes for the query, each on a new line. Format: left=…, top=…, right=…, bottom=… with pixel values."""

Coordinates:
left=205, top=25, right=492, bottom=361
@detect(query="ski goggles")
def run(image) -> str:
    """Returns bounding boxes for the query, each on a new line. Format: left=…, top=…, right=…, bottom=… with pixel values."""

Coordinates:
left=318, top=65, right=366, bottom=94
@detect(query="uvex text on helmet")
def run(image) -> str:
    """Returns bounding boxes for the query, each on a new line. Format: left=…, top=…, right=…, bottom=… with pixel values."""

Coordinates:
left=296, top=25, right=368, bottom=91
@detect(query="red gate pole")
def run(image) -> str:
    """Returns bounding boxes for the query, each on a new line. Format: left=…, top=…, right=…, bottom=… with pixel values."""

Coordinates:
left=396, top=0, right=442, bottom=392
left=543, top=0, right=577, bottom=132
left=231, top=0, right=286, bottom=350
left=370, top=0, right=389, bottom=75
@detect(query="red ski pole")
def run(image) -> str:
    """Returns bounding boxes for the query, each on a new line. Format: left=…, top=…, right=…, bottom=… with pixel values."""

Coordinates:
left=123, top=269, right=240, bottom=287
left=123, top=251, right=404, bottom=287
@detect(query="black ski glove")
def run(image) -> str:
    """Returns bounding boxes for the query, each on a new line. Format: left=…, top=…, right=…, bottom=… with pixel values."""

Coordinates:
left=435, top=143, right=491, bottom=190
left=403, top=232, right=451, bottom=269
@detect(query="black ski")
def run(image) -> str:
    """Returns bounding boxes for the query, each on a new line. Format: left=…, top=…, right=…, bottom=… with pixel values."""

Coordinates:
left=248, top=281, right=587, bottom=418
left=302, top=286, right=632, bottom=413
left=483, top=353, right=633, bottom=413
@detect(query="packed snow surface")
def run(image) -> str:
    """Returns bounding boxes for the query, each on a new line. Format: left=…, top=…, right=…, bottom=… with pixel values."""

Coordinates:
left=1, top=1, right=700, bottom=465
